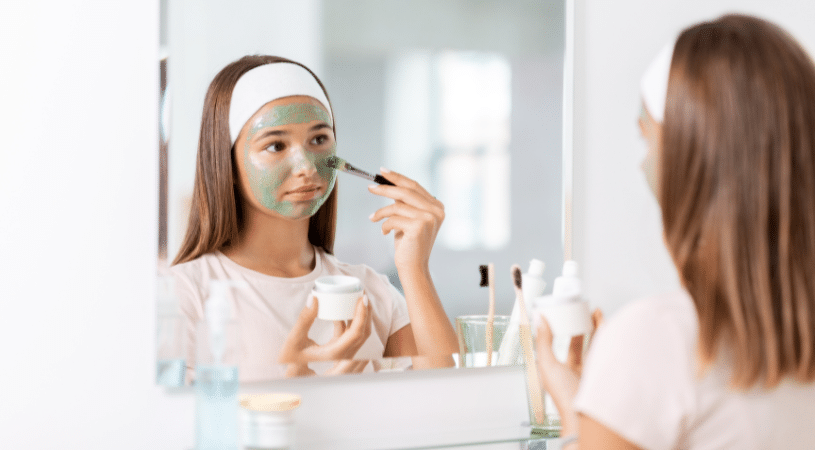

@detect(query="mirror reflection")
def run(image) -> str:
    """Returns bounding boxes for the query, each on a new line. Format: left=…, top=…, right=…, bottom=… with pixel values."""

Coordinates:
left=158, top=0, right=566, bottom=385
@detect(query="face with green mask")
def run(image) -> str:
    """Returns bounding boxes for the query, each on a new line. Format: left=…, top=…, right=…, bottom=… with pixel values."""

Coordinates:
left=235, top=95, right=337, bottom=221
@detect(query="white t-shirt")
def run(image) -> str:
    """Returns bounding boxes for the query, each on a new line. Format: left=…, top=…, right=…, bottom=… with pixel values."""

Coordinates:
left=171, top=247, right=411, bottom=383
left=574, top=290, right=815, bottom=450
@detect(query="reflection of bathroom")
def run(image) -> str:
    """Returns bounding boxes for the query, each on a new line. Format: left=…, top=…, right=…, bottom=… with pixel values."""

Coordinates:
left=165, top=0, right=565, bottom=322
left=10, top=1, right=815, bottom=449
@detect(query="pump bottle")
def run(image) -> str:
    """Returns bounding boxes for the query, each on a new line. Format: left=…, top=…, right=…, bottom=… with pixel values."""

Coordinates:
left=195, top=280, right=246, bottom=450
left=532, top=260, right=592, bottom=425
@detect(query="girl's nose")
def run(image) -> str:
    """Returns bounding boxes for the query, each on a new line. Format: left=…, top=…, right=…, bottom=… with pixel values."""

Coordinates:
left=289, top=146, right=317, bottom=176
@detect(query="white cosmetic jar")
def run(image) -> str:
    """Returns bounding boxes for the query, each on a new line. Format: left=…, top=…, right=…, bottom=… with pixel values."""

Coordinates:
left=312, top=275, right=363, bottom=321
left=240, top=393, right=301, bottom=450
left=533, top=296, right=592, bottom=337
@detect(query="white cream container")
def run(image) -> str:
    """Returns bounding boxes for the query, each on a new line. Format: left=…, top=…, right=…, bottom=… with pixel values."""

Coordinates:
left=240, top=393, right=301, bottom=450
left=312, top=275, right=363, bottom=321
left=534, top=296, right=592, bottom=337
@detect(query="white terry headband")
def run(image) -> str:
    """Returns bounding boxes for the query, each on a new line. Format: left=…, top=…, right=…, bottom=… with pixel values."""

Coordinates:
left=228, top=62, right=333, bottom=144
left=640, top=41, right=675, bottom=123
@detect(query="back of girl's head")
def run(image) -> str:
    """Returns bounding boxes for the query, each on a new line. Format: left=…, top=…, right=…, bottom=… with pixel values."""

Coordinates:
left=661, top=14, right=815, bottom=388
left=173, top=55, right=338, bottom=265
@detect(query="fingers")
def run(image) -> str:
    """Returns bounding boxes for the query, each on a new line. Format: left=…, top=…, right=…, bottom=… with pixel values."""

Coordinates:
left=290, top=297, right=319, bottom=338
left=535, top=314, right=558, bottom=364
left=367, top=169, right=444, bottom=214
left=376, top=168, right=435, bottom=201
left=592, top=308, right=604, bottom=328
left=333, top=320, right=347, bottom=339
left=589, top=308, right=604, bottom=344
left=565, top=335, right=584, bottom=374
left=369, top=201, right=425, bottom=222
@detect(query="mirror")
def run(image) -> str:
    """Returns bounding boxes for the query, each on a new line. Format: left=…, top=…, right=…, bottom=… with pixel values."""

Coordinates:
left=159, top=0, right=568, bottom=383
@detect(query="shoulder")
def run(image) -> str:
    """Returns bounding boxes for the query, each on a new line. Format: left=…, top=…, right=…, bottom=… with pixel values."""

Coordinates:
left=575, top=291, right=698, bottom=449
left=588, top=291, right=698, bottom=376
left=602, top=291, right=697, bottom=346
left=169, top=253, right=223, bottom=311
left=170, top=253, right=220, bottom=288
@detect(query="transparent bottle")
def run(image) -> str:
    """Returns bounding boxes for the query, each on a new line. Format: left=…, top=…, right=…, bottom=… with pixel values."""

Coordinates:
left=195, top=280, right=245, bottom=450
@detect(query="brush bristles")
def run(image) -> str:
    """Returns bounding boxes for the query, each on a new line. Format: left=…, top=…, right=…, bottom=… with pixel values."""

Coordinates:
left=479, top=265, right=489, bottom=287
left=325, top=155, right=343, bottom=170
left=512, top=265, right=522, bottom=289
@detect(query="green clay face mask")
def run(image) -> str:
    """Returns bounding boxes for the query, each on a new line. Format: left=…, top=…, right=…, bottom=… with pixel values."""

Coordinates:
left=241, top=102, right=337, bottom=219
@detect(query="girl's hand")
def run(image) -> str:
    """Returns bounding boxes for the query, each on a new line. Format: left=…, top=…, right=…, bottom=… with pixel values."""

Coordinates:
left=535, top=309, right=604, bottom=436
left=368, top=168, right=444, bottom=271
left=278, top=295, right=372, bottom=364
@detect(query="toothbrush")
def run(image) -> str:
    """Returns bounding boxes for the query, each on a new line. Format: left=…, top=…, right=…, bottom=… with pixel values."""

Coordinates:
left=511, top=264, right=545, bottom=425
left=479, top=264, right=496, bottom=366
left=325, top=155, right=396, bottom=186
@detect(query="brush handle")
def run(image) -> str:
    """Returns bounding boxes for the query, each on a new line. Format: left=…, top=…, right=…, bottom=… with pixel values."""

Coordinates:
left=373, top=174, right=396, bottom=186
left=512, top=265, right=546, bottom=425
left=486, top=264, right=496, bottom=366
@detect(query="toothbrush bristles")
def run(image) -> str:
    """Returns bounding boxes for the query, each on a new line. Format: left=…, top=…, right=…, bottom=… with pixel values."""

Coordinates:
left=479, top=265, right=489, bottom=287
left=512, top=266, right=523, bottom=290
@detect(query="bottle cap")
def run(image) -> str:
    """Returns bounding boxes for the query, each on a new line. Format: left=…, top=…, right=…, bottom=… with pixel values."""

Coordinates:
left=552, top=260, right=581, bottom=299
left=527, top=259, right=546, bottom=278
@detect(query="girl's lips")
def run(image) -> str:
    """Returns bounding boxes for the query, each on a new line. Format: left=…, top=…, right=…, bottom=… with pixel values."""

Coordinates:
left=286, top=185, right=322, bottom=201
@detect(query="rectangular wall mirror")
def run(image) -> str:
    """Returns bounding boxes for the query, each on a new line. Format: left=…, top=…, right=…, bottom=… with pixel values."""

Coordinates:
left=158, top=0, right=570, bottom=384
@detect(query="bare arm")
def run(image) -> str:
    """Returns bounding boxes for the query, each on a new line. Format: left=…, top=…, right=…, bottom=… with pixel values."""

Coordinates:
left=369, top=168, right=458, bottom=356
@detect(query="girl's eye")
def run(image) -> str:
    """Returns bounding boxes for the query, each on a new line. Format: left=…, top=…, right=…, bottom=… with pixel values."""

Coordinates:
left=311, top=135, right=329, bottom=146
left=265, top=142, right=285, bottom=153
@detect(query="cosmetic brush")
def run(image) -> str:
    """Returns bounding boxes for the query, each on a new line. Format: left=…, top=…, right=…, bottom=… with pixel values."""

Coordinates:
left=326, top=155, right=395, bottom=186
left=479, top=264, right=496, bottom=366
left=511, top=264, right=545, bottom=425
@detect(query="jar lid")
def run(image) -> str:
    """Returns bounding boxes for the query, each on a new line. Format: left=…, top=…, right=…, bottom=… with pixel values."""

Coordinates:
left=240, top=393, right=301, bottom=412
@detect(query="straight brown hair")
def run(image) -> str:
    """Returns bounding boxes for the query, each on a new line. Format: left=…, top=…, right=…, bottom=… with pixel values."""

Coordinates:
left=173, top=55, right=337, bottom=265
left=661, top=14, right=815, bottom=388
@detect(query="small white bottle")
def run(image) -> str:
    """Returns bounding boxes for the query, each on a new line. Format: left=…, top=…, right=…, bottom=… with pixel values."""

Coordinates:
left=195, top=280, right=246, bottom=450
left=533, top=261, right=592, bottom=425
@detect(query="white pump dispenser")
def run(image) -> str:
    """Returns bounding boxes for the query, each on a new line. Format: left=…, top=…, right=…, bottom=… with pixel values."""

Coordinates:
left=536, top=261, right=591, bottom=338
left=204, top=280, right=243, bottom=365
left=533, top=261, right=592, bottom=426
left=195, top=279, right=247, bottom=450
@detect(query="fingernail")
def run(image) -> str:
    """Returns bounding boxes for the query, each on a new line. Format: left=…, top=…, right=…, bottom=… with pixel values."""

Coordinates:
left=307, top=295, right=314, bottom=309
left=363, top=295, right=369, bottom=307
left=368, top=212, right=375, bottom=220
left=380, top=167, right=391, bottom=173
left=368, top=184, right=378, bottom=190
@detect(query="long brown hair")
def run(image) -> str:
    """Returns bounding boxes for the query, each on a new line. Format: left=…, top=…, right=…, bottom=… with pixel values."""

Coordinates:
left=173, top=55, right=337, bottom=265
left=661, top=14, right=815, bottom=388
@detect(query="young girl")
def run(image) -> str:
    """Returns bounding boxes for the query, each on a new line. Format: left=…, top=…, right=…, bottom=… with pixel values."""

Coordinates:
left=172, top=55, right=457, bottom=382
left=537, top=15, right=815, bottom=449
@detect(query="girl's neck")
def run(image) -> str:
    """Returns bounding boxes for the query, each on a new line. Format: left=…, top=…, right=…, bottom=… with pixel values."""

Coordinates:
left=221, top=209, right=316, bottom=278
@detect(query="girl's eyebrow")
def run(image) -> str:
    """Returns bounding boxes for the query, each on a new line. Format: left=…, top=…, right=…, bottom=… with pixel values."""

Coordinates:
left=253, top=122, right=332, bottom=142
left=310, top=123, right=331, bottom=132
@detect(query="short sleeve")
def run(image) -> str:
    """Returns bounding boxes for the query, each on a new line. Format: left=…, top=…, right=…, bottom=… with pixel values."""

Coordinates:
left=386, top=282, right=411, bottom=336
left=573, top=294, right=697, bottom=450
left=170, top=267, right=205, bottom=385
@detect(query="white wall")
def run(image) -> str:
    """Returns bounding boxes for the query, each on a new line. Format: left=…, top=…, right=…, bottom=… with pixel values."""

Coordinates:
left=0, top=1, right=192, bottom=448
left=572, top=0, right=815, bottom=315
